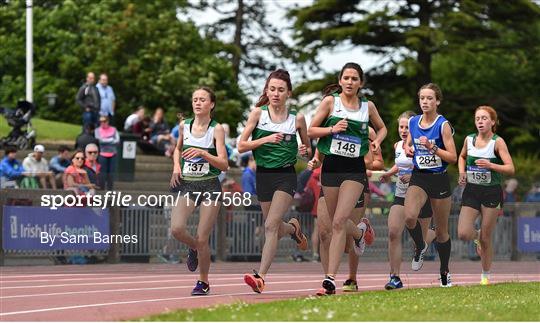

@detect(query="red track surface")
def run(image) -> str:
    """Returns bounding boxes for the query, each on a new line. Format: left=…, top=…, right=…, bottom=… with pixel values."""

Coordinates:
left=1, top=261, right=539, bottom=321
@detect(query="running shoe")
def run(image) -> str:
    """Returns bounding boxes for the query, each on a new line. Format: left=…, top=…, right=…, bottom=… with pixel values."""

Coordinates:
left=480, top=273, right=490, bottom=285
left=384, top=275, right=403, bottom=290
left=186, top=248, right=198, bottom=272
left=244, top=269, right=265, bottom=293
left=321, top=276, right=336, bottom=295
left=439, top=271, right=452, bottom=287
left=353, top=221, right=367, bottom=255
left=361, top=218, right=375, bottom=245
left=411, top=242, right=428, bottom=271
left=288, top=218, right=308, bottom=250
left=316, top=287, right=336, bottom=296
left=191, top=280, right=210, bottom=296
left=342, top=279, right=358, bottom=292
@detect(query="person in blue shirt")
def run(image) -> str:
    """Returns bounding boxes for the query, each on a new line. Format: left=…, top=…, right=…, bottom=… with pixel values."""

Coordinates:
left=403, top=83, right=457, bottom=287
left=96, top=73, right=116, bottom=124
left=0, top=147, right=29, bottom=188
left=49, top=145, right=72, bottom=187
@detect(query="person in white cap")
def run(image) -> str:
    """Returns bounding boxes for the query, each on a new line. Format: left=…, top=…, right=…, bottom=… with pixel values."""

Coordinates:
left=22, top=145, right=57, bottom=189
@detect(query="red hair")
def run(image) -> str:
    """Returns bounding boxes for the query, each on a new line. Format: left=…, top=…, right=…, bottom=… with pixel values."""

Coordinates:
left=475, top=105, right=499, bottom=132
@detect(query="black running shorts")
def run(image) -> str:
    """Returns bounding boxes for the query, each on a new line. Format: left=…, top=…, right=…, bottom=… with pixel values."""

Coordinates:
left=392, top=196, right=432, bottom=218
left=170, top=177, right=222, bottom=206
left=255, top=166, right=297, bottom=202
left=409, top=170, right=451, bottom=199
left=461, top=183, right=504, bottom=211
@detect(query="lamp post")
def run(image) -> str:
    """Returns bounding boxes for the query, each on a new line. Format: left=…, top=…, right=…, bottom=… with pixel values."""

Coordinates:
left=26, top=0, right=33, bottom=103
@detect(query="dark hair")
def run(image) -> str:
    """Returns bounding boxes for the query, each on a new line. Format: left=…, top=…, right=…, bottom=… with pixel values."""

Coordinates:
left=418, top=83, right=443, bottom=101
left=193, top=86, right=217, bottom=116
left=71, top=149, right=85, bottom=161
left=322, top=62, right=365, bottom=97
left=255, top=69, right=292, bottom=107
left=85, top=124, right=95, bottom=132
left=58, top=145, right=70, bottom=153
left=5, top=146, right=17, bottom=155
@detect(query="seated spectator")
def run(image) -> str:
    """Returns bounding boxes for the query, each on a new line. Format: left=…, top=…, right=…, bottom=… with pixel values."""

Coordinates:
left=95, top=115, right=119, bottom=190
left=149, top=107, right=172, bottom=152
left=133, top=116, right=152, bottom=141
left=75, top=124, right=99, bottom=151
left=124, top=105, right=145, bottom=132
left=525, top=182, right=540, bottom=202
left=22, top=144, right=56, bottom=189
left=49, top=145, right=71, bottom=187
left=63, top=150, right=95, bottom=195
left=83, top=143, right=101, bottom=189
left=0, top=147, right=29, bottom=188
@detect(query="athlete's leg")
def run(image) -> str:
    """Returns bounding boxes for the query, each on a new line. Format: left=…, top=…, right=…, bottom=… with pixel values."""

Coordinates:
left=311, top=217, right=319, bottom=259
left=196, top=202, right=221, bottom=283
left=388, top=204, right=405, bottom=276
left=404, top=186, right=428, bottom=248
left=327, top=181, right=363, bottom=277
left=170, top=197, right=198, bottom=248
left=419, top=218, right=436, bottom=246
left=317, top=197, right=332, bottom=274
left=431, top=197, right=452, bottom=274
left=458, top=206, right=480, bottom=241
left=258, top=191, right=294, bottom=277
left=346, top=205, right=364, bottom=281
left=479, top=206, right=499, bottom=272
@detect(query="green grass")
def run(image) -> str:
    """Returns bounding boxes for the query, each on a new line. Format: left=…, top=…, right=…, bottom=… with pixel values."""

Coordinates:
left=0, top=117, right=80, bottom=141
left=141, top=282, right=540, bottom=321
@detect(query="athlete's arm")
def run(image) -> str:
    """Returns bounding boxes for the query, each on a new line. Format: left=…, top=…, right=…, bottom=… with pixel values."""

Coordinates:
left=457, top=137, right=468, bottom=185
left=308, top=147, right=324, bottom=170
left=237, top=108, right=279, bottom=153
left=204, top=124, right=229, bottom=171
left=296, top=112, right=312, bottom=159
left=404, top=129, right=414, bottom=157
left=307, top=96, right=335, bottom=139
left=368, top=101, right=387, bottom=153
left=478, top=137, right=515, bottom=176
left=369, top=127, right=384, bottom=170
left=170, top=121, right=184, bottom=186
left=364, top=147, right=374, bottom=170
left=382, top=164, right=399, bottom=180
left=429, top=122, right=457, bottom=164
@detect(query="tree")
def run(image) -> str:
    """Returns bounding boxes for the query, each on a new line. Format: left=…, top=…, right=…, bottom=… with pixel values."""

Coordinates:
left=288, top=0, right=540, bottom=156
left=0, top=0, right=249, bottom=133
left=192, top=0, right=294, bottom=94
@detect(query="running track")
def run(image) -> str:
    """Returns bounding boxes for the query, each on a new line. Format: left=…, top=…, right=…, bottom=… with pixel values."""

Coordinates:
left=1, top=261, right=539, bottom=321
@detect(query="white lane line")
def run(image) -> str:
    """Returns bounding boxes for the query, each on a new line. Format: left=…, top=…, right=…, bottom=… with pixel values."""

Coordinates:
left=2, top=279, right=538, bottom=318
left=2, top=274, right=538, bottom=300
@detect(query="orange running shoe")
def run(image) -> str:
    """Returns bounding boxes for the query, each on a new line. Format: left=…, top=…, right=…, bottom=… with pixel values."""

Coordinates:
left=244, top=270, right=265, bottom=293
left=288, top=218, right=308, bottom=250
left=362, top=218, right=375, bottom=245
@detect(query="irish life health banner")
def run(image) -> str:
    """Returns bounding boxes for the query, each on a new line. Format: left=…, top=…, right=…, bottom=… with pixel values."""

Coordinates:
left=518, top=217, right=540, bottom=252
left=3, top=206, right=110, bottom=250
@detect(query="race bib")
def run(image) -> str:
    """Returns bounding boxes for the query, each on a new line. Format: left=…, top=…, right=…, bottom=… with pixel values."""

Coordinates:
left=415, top=153, right=442, bottom=169
left=183, top=158, right=210, bottom=177
left=330, top=133, right=361, bottom=158
left=467, top=165, right=491, bottom=184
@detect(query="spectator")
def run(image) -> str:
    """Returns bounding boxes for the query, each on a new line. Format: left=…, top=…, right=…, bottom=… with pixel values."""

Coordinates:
left=0, top=147, right=29, bottom=188
left=76, top=72, right=100, bottom=129
left=241, top=153, right=259, bottom=211
left=75, top=124, right=99, bottom=151
left=133, top=116, right=152, bottom=141
left=96, top=73, right=116, bottom=124
left=124, top=106, right=145, bottom=132
left=64, top=150, right=95, bottom=195
left=504, top=178, right=519, bottom=202
left=525, top=182, right=540, bottom=202
left=49, top=145, right=71, bottom=187
left=95, top=115, right=119, bottom=190
left=83, top=143, right=101, bottom=189
left=22, top=145, right=56, bottom=189
left=149, top=107, right=172, bottom=152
